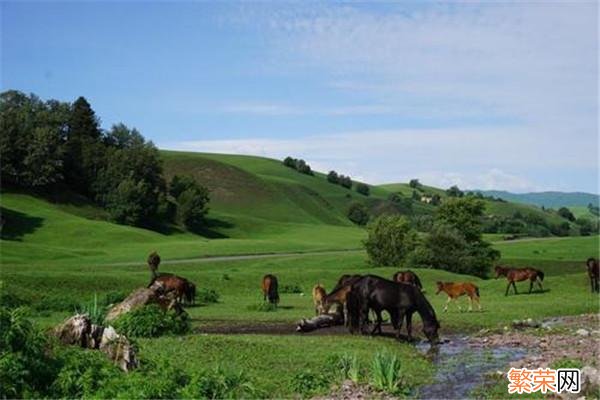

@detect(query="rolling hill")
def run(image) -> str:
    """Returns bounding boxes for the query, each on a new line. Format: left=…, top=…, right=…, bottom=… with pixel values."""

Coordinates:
left=474, top=190, right=599, bottom=208
left=1, top=150, right=585, bottom=266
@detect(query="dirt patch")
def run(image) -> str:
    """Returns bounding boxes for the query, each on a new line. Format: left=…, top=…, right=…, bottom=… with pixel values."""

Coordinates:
left=313, top=380, right=398, bottom=400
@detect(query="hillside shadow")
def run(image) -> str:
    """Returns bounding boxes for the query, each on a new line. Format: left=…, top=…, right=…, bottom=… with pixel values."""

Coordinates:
left=0, top=207, right=44, bottom=241
left=189, top=218, right=234, bottom=239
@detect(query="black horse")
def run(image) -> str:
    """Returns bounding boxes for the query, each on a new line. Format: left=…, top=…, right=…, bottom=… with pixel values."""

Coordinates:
left=347, top=275, right=440, bottom=344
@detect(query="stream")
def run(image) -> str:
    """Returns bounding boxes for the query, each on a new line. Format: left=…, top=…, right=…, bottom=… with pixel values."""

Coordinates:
left=415, top=335, right=527, bottom=399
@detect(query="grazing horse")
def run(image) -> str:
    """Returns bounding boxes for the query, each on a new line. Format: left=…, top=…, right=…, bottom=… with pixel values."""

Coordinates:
left=150, top=274, right=195, bottom=305
left=392, top=270, right=423, bottom=290
left=261, top=274, right=280, bottom=304
left=435, top=282, right=481, bottom=312
left=347, top=275, right=440, bottom=343
left=494, top=265, right=544, bottom=296
left=312, top=284, right=327, bottom=315
left=587, top=258, right=599, bottom=293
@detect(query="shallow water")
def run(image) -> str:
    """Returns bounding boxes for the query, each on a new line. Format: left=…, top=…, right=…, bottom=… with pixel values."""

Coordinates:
left=415, top=335, right=527, bottom=400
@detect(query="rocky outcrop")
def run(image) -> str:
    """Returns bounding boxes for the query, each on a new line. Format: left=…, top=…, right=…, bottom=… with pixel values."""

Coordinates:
left=53, top=314, right=137, bottom=372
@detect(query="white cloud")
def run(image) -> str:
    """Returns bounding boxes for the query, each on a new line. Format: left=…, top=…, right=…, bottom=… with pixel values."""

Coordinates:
left=162, top=127, right=596, bottom=192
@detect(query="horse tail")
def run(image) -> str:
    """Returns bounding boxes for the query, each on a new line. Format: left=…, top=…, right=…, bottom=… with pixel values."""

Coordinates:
left=537, top=270, right=545, bottom=282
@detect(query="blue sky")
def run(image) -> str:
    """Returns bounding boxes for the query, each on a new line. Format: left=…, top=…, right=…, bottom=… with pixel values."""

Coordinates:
left=2, top=1, right=598, bottom=193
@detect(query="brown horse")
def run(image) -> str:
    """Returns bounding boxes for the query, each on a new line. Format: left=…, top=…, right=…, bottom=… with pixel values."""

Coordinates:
left=147, top=251, right=161, bottom=284
left=312, top=284, right=327, bottom=315
left=392, top=270, right=423, bottom=290
left=150, top=274, right=195, bottom=305
left=494, top=265, right=544, bottom=296
left=262, top=274, right=280, bottom=304
left=436, top=282, right=481, bottom=312
left=322, top=275, right=363, bottom=325
left=587, top=258, right=599, bottom=293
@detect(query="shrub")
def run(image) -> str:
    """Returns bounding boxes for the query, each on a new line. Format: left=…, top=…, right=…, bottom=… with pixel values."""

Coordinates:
left=176, top=185, right=210, bottom=232
left=557, top=207, right=575, bottom=222
left=363, top=215, right=418, bottom=267
left=327, top=170, right=339, bottom=184
left=179, top=366, right=261, bottom=399
left=0, top=307, right=56, bottom=398
left=347, top=202, right=369, bottom=226
left=291, top=371, right=330, bottom=396
left=409, top=179, right=420, bottom=189
left=50, top=347, right=121, bottom=398
left=355, top=183, right=370, bottom=196
left=339, top=175, right=352, bottom=189
left=196, top=288, right=220, bottom=304
left=0, top=282, right=28, bottom=309
left=446, top=185, right=464, bottom=198
left=409, top=223, right=499, bottom=278
left=112, top=305, right=190, bottom=338
left=369, top=352, right=407, bottom=395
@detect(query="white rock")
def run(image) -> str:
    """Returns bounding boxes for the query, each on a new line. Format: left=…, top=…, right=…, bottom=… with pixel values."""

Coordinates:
left=576, top=328, right=590, bottom=336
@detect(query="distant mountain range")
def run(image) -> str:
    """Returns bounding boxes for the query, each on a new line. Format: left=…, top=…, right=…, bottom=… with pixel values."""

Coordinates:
left=473, top=190, right=599, bottom=208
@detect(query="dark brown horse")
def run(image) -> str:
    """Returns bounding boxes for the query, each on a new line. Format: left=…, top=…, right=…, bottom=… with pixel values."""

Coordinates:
left=347, top=275, right=440, bottom=343
left=587, top=258, right=599, bottom=293
left=392, top=270, right=423, bottom=290
left=261, top=274, right=280, bottom=304
left=322, top=274, right=363, bottom=325
left=494, top=265, right=544, bottom=296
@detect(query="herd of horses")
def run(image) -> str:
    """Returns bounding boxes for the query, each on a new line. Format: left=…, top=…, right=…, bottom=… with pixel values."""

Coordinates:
left=141, top=251, right=599, bottom=344
left=262, top=257, right=600, bottom=343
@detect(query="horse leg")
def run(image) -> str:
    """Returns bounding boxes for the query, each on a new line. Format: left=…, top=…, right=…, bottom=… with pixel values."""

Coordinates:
left=395, top=309, right=407, bottom=341
left=505, top=281, right=511, bottom=296
left=444, top=296, right=451, bottom=312
left=468, top=296, right=473, bottom=312
left=537, top=278, right=544, bottom=291
left=512, top=281, right=518, bottom=295
left=529, top=279, right=533, bottom=294
left=370, top=310, right=382, bottom=335
left=405, top=311, right=414, bottom=342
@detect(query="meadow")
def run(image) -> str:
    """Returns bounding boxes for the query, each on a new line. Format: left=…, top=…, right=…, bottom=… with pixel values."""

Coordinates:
left=2, top=233, right=598, bottom=397
left=1, top=151, right=598, bottom=398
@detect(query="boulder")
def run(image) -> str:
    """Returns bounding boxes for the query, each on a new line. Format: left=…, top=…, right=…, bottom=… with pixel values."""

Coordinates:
left=104, top=281, right=181, bottom=322
left=53, top=314, right=137, bottom=372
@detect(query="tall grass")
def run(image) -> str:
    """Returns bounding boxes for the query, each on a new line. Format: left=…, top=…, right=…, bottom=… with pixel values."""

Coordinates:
left=369, top=352, right=406, bottom=395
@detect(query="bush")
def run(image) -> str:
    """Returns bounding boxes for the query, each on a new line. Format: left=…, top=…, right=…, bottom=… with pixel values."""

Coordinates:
left=363, top=215, right=418, bottom=267
left=291, top=371, right=330, bottom=396
left=0, top=307, right=56, bottom=398
left=355, top=183, right=370, bottom=196
left=409, top=223, right=498, bottom=277
left=409, top=179, right=420, bottom=189
left=369, top=352, right=407, bottom=395
left=327, top=170, right=339, bottom=184
left=347, top=202, right=369, bottom=226
left=446, top=185, right=464, bottom=197
left=173, top=177, right=210, bottom=231
left=196, top=288, right=220, bottom=304
left=112, top=305, right=190, bottom=338
left=50, top=347, right=121, bottom=398
left=179, top=366, right=261, bottom=399
left=339, top=175, right=352, bottom=189
left=558, top=207, right=575, bottom=222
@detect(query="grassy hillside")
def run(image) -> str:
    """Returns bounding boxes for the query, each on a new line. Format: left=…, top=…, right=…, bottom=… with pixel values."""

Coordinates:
left=0, top=192, right=364, bottom=266
left=475, top=190, right=599, bottom=208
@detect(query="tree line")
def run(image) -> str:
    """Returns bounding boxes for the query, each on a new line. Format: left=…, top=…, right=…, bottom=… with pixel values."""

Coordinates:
left=0, top=91, right=208, bottom=230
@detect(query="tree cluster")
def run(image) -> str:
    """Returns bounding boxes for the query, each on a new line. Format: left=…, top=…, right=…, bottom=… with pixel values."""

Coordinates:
left=355, top=182, right=370, bottom=196
left=364, top=197, right=499, bottom=277
left=326, top=170, right=352, bottom=189
left=0, top=91, right=209, bottom=230
left=346, top=202, right=369, bottom=226
left=283, top=156, right=314, bottom=175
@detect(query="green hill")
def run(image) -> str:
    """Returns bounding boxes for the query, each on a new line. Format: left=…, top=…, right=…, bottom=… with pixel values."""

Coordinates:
left=1, top=150, right=587, bottom=266
left=475, top=190, right=599, bottom=208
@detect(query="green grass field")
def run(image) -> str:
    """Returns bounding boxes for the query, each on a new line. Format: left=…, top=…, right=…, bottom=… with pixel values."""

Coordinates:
left=2, top=151, right=598, bottom=398
left=3, top=241, right=599, bottom=397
